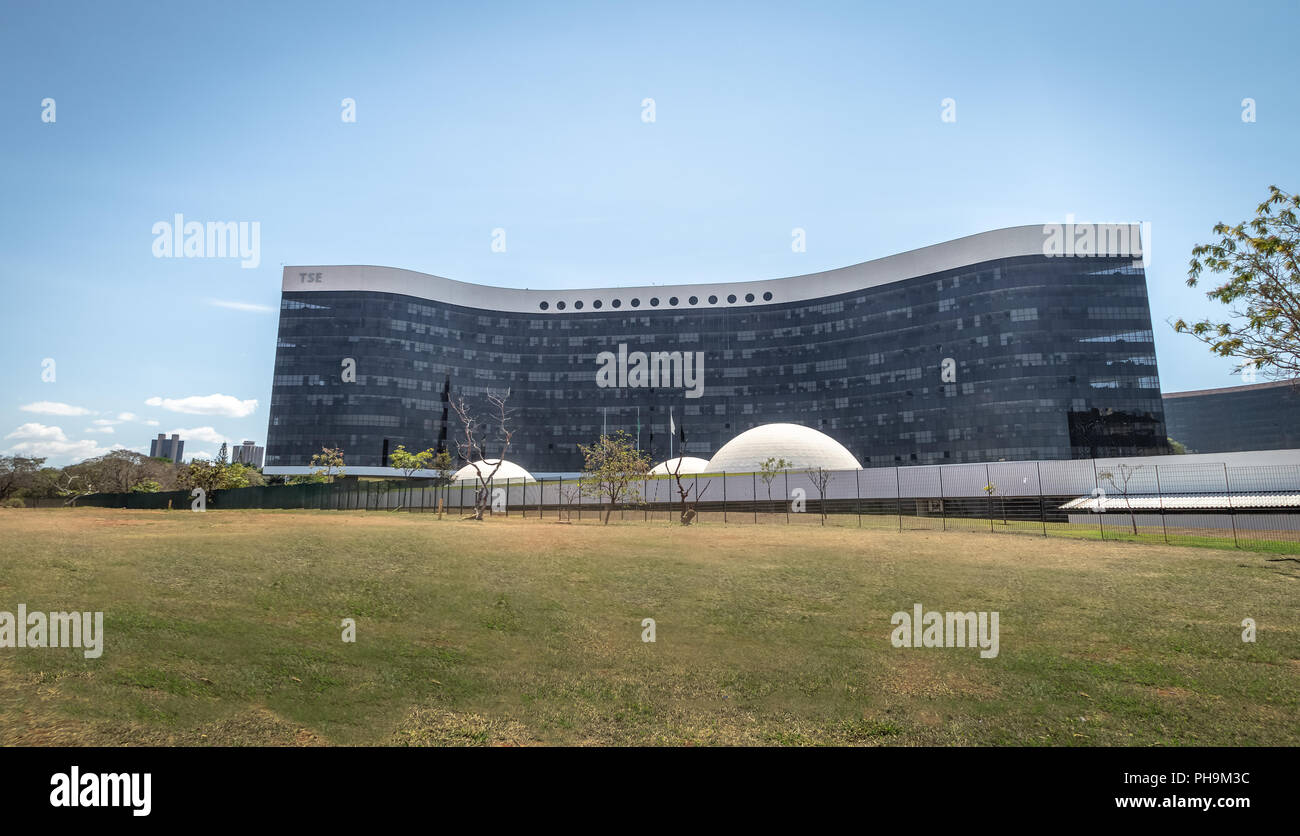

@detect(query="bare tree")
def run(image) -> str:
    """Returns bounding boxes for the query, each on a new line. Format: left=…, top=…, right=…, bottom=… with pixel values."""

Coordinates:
left=1098, top=464, right=1142, bottom=536
left=664, top=456, right=714, bottom=526
left=450, top=390, right=514, bottom=520
left=983, top=482, right=1007, bottom=525
left=558, top=482, right=582, bottom=521
left=807, top=467, right=832, bottom=525
left=54, top=473, right=95, bottom=506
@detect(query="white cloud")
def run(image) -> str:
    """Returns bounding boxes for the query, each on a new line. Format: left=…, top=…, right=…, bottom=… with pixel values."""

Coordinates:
left=7, top=439, right=124, bottom=462
left=91, top=418, right=119, bottom=426
left=85, top=426, right=115, bottom=434
left=204, top=298, right=274, bottom=313
left=2, top=424, right=123, bottom=463
left=167, top=426, right=234, bottom=446
left=117, top=412, right=140, bottom=421
left=6, top=423, right=68, bottom=441
left=145, top=420, right=160, bottom=426
left=19, top=401, right=92, bottom=416
left=145, top=394, right=258, bottom=418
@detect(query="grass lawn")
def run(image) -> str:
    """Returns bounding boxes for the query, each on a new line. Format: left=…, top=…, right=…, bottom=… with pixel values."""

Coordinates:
left=0, top=508, right=1296, bottom=746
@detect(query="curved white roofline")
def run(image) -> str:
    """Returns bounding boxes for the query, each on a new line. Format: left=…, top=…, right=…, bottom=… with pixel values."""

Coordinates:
left=282, top=224, right=1144, bottom=314
left=649, top=456, right=711, bottom=476
left=452, top=459, right=536, bottom=483
left=706, top=423, right=863, bottom=472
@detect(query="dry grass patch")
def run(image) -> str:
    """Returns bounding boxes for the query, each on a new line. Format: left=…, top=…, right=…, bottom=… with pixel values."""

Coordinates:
left=0, top=509, right=1295, bottom=746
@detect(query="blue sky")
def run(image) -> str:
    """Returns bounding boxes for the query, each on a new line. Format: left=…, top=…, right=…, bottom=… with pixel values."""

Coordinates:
left=1, top=0, right=1296, bottom=464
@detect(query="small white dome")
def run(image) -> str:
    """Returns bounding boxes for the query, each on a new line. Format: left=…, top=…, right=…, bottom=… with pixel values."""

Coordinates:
left=706, top=423, right=862, bottom=473
left=649, top=456, right=711, bottom=476
left=452, top=459, right=536, bottom=483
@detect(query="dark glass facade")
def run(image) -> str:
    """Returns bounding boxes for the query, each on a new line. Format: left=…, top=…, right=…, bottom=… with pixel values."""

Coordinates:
left=1163, top=381, right=1299, bottom=453
left=266, top=253, right=1169, bottom=472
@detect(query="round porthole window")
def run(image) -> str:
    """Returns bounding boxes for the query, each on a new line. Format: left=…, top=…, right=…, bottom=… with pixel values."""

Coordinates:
left=763, top=291, right=773, bottom=301
left=574, top=300, right=584, bottom=310
left=727, top=294, right=737, bottom=303
left=745, top=293, right=754, bottom=302
left=650, top=297, right=660, bottom=307
left=539, top=301, right=549, bottom=310
left=708, top=295, right=718, bottom=304
left=688, top=296, right=698, bottom=305
left=592, top=299, right=602, bottom=309
left=557, top=301, right=566, bottom=310
left=631, top=298, right=640, bottom=307
left=612, top=298, right=621, bottom=308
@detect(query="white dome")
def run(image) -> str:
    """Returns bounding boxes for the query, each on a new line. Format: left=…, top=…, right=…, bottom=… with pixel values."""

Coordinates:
left=452, top=459, right=536, bottom=483
left=649, top=456, right=711, bottom=476
left=705, top=424, right=862, bottom=473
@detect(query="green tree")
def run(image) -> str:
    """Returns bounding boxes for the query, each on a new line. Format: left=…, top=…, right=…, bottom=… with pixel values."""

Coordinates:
left=230, top=463, right=266, bottom=487
left=1174, top=185, right=1300, bottom=381
left=390, top=445, right=446, bottom=478
left=309, top=447, right=346, bottom=482
left=178, top=460, right=245, bottom=495
left=759, top=456, right=793, bottom=516
left=0, top=456, right=47, bottom=501
left=23, top=467, right=66, bottom=500
left=1168, top=437, right=1187, bottom=455
left=431, top=450, right=454, bottom=486
left=578, top=431, right=651, bottom=525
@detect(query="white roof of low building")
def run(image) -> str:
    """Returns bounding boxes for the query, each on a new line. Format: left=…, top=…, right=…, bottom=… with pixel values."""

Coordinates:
left=649, top=456, right=711, bottom=476
left=705, top=423, right=862, bottom=473
left=452, top=459, right=536, bottom=483
left=1061, top=493, right=1300, bottom=512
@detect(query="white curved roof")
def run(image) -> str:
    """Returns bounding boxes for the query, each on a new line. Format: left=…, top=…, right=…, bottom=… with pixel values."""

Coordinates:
left=452, top=459, right=535, bottom=483
left=706, top=424, right=862, bottom=473
left=280, top=224, right=1144, bottom=314
left=649, top=456, right=711, bottom=476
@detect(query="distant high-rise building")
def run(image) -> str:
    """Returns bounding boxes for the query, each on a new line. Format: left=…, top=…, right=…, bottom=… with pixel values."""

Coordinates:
left=232, top=439, right=264, bottom=468
left=149, top=433, right=185, bottom=463
left=1162, top=380, right=1300, bottom=453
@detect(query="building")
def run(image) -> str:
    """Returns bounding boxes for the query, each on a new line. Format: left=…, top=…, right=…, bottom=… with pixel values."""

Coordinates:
left=264, top=224, right=1169, bottom=477
left=149, top=433, right=185, bottom=463
left=1162, top=380, right=1299, bottom=453
left=231, top=440, right=265, bottom=468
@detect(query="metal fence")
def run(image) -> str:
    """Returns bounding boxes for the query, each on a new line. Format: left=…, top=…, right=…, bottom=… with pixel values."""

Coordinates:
left=34, top=459, right=1300, bottom=552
